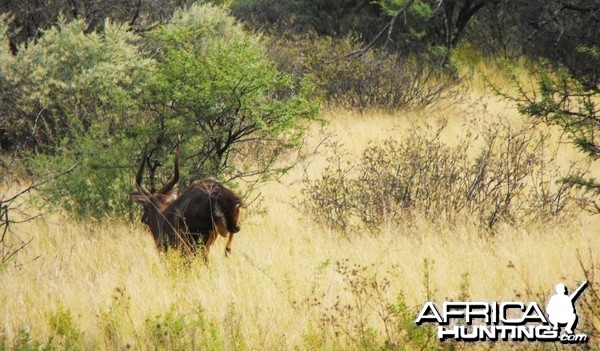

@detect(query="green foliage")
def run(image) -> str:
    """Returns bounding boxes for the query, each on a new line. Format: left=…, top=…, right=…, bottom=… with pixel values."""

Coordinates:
left=145, top=3, right=318, bottom=182
left=99, top=286, right=232, bottom=350
left=378, top=0, right=430, bottom=17
left=0, top=17, right=151, bottom=152
left=0, top=16, right=151, bottom=217
left=0, top=4, right=318, bottom=218
left=0, top=14, right=10, bottom=57
left=3, top=298, right=231, bottom=350
left=0, top=308, right=82, bottom=351
left=500, top=52, right=600, bottom=211
left=0, top=0, right=178, bottom=52
left=48, top=307, right=82, bottom=350
left=0, top=329, right=55, bottom=351
left=145, top=305, right=225, bottom=351
left=521, top=70, right=599, bottom=159
left=28, top=132, right=136, bottom=217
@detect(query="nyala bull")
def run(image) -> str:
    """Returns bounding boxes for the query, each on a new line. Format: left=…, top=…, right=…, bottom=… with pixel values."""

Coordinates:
left=130, top=147, right=242, bottom=259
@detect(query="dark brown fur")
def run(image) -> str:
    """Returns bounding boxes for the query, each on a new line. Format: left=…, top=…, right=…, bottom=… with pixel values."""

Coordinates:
left=130, top=149, right=242, bottom=258
left=161, top=179, right=242, bottom=256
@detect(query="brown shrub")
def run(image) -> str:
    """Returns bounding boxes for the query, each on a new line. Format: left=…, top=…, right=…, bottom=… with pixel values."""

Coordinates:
left=303, top=122, right=588, bottom=233
left=266, top=33, right=460, bottom=111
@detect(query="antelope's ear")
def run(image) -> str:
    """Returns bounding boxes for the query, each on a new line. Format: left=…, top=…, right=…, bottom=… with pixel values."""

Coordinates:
left=235, top=203, right=244, bottom=221
left=166, top=188, right=180, bottom=202
left=130, top=192, right=148, bottom=204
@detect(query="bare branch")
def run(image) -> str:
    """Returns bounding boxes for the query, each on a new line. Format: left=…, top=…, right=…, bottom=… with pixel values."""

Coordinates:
left=2, top=163, right=78, bottom=204
left=334, top=0, right=415, bottom=63
left=1, top=162, right=78, bottom=264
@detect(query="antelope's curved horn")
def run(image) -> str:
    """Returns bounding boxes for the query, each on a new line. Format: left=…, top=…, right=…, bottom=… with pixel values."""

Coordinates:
left=158, top=146, right=180, bottom=194
left=135, top=145, right=152, bottom=196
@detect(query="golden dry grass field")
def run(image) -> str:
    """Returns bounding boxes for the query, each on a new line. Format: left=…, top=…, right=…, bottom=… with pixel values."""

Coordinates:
left=0, top=75, right=599, bottom=350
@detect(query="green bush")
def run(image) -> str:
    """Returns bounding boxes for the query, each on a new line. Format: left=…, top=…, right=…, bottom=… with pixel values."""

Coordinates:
left=0, top=4, right=318, bottom=218
left=0, top=16, right=152, bottom=217
left=0, top=17, right=151, bottom=153
left=143, top=3, right=318, bottom=184
left=27, top=132, right=137, bottom=217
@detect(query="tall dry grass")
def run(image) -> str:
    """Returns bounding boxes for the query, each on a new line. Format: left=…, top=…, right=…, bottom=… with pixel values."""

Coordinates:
left=1, top=69, right=599, bottom=350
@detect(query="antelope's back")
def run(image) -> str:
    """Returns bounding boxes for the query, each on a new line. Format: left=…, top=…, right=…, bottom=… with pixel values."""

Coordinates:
left=164, top=179, right=237, bottom=235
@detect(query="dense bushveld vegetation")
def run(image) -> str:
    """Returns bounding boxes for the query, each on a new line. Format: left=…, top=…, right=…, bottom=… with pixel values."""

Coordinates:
left=0, top=0, right=599, bottom=350
left=0, top=0, right=598, bottom=215
left=0, top=4, right=317, bottom=218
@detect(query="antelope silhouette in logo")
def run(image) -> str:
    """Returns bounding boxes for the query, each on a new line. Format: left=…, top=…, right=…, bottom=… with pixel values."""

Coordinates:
left=130, top=147, right=243, bottom=258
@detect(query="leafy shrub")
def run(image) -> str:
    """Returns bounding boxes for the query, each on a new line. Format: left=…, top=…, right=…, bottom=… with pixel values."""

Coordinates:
left=303, top=122, right=586, bottom=233
left=0, top=17, right=151, bottom=153
left=0, top=16, right=152, bottom=217
left=26, top=132, right=137, bottom=217
left=0, top=4, right=318, bottom=218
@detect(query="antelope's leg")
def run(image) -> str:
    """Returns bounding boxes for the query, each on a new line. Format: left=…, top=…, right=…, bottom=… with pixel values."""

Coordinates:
left=225, top=233, right=234, bottom=257
left=199, top=232, right=211, bottom=262
left=204, top=230, right=218, bottom=255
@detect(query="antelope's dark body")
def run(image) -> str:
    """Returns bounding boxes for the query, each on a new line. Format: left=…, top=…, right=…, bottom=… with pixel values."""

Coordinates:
left=160, top=179, right=242, bottom=253
left=131, top=147, right=242, bottom=258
